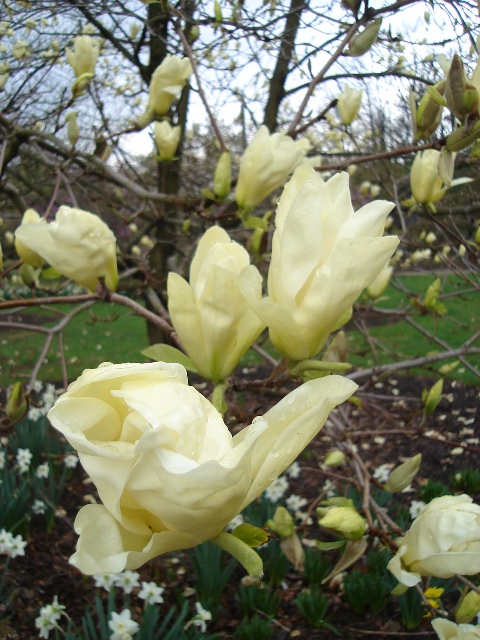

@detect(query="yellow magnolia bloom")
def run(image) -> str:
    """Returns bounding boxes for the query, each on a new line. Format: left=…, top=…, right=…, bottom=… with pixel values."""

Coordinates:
left=48, top=361, right=357, bottom=574
left=410, top=150, right=447, bottom=206
left=167, top=226, right=265, bottom=381
left=337, top=86, right=362, bottom=125
left=432, top=619, right=480, bottom=640
left=235, top=126, right=311, bottom=212
left=65, top=35, right=99, bottom=78
left=14, top=206, right=118, bottom=291
left=14, top=209, right=46, bottom=268
left=239, top=165, right=398, bottom=362
left=147, top=55, right=192, bottom=117
left=154, top=121, right=181, bottom=161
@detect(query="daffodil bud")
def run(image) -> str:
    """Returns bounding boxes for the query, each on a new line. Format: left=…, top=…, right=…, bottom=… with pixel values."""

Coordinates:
left=65, top=111, right=79, bottom=147
left=337, top=86, right=362, bottom=125
left=347, top=18, right=382, bottom=57
left=367, top=264, right=393, bottom=298
left=317, top=506, right=367, bottom=540
left=384, top=454, right=421, bottom=493
left=6, top=382, right=27, bottom=422
left=324, top=449, right=346, bottom=467
left=266, top=506, right=295, bottom=538
left=445, top=54, right=470, bottom=121
left=422, top=378, right=443, bottom=415
left=213, top=151, right=232, bottom=199
left=455, top=590, right=480, bottom=624
left=154, top=121, right=181, bottom=161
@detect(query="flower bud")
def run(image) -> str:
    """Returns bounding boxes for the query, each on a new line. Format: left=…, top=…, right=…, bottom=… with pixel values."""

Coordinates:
left=65, top=35, right=99, bottom=96
left=266, top=506, right=294, bottom=538
left=317, top=506, right=367, bottom=540
left=410, top=150, right=446, bottom=207
left=213, top=151, right=232, bottom=199
left=337, top=86, right=362, bottom=125
left=6, top=382, right=27, bottom=422
left=367, top=264, right=393, bottom=298
left=65, top=111, right=79, bottom=147
left=445, top=54, right=470, bottom=121
left=144, top=55, right=192, bottom=120
left=446, top=121, right=480, bottom=153
left=324, top=449, right=346, bottom=467
left=412, top=80, right=446, bottom=140
left=455, top=590, right=480, bottom=624
left=475, top=226, right=480, bottom=250
left=422, top=378, right=443, bottom=415
left=15, top=209, right=46, bottom=267
left=347, top=18, right=382, bottom=57
left=154, top=120, right=181, bottom=161
left=384, top=454, right=422, bottom=493
left=359, top=180, right=371, bottom=195
left=19, top=263, right=37, bottom=287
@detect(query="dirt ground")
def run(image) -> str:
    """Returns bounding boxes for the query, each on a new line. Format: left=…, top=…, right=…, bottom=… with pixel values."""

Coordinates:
left=1, top=374, right=479, bottom=640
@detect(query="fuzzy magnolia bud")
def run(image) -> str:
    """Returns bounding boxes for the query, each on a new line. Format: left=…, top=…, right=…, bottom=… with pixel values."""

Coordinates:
left=411, top=80, right=446, bottom=140
left=317, top=505, right=367, bottom=540
left=455, top=590, right=480, bottom=624
left=445, top=54, right=475, bottom=122
left=384, top=454, right=422, bottom=493
left=65, top=111, right=79, bottom=147
left=446, top=121, right=480, bottom=153
left=347, top=18, right=382, bottom=57
left=213, top=151, right=232, bottom=199
left=324, top=449, right=346, bottom=467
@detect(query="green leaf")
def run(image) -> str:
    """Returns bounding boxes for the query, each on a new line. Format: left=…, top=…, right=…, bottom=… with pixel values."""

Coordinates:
left=426, top=85, right=448, bottom=107
left=41, top=267, right=62, bottom=279
left=232, top=523, right=273, bottom=547
left=314, top=540, right=346, bottom=551
left=141, top=344, right=198, bottom=372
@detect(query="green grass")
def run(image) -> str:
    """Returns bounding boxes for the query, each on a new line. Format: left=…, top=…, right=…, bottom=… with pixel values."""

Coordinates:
left=1, top=273, right=479, bottom=388
left=1, top=302, right=148, bottom=387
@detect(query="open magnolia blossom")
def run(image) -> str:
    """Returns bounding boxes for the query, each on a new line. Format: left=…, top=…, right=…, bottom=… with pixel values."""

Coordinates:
left=239, top=165, right=398, bottom=362
left=47, top=361, right=356, bottom=574
left=234, top=126, right=311, bottom=212
left=432, top=619, right=480, bottom=640
left=387, top=495, right=480, bottom=587
left=14, top=206, right=118, bottom=291
left=167, top=227, right=265, bottom=381
left=65, top=35, right=99, bottom=78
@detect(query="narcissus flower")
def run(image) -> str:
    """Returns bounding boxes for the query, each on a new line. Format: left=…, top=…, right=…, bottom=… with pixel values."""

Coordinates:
left=235, top=126, right=310, bottom=212
left=167, top=226, right=265, bottom=381
left=239, top=165, right=398, bottom=362
left=48, top=361, right=357, bottom=574
left=14, top=206, right=118, bottom=291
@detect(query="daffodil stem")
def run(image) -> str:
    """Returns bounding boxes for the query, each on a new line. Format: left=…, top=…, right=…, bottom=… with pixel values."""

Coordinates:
left=209, top=532, right=263, bottom=578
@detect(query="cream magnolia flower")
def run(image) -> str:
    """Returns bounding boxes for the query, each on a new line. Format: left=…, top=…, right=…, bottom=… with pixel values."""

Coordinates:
left=14, top=206, right=118, bottom=291
left=432, top=619, right=480, bottom=640
left=337, top=86, right=362, bottom=125
left=410, top=150, right=447, bottom=206
left=387, top=495, right=480, bottom=587
left=47, top=361, right=356, bottom=574
left=167, top=226, right=265, bottom=381
left=147, top=56, right=192, bottom=117
left=235, top=126, right=311, bottom=212
left=14, top=209, right=46, bottom=268
left=239, top=165, right=398, bottom=362
left=154, top=121, right=181, bottom=161
left=65, top=35, right=99, bottom=78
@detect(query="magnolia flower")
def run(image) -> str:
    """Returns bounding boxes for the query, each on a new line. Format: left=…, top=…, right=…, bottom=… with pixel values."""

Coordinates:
left=337, top=86, right=362, bottom=125
left=167, top=226, right=265, bottom=381
left=138, top=56, right=192, bottom=127
left=387, top=495, right=480, bottom=587
left=235, top=126, right=311, bottom=212
left=14, top=209, right=46, bottom=268
left=47, top=361, right=356, bottom=574
left=66, top=35, right=99, bottom=95
left=410, top=150, right=447, bottom=206
left=366, top=264, right=393, bottom=298
left=14, top=206, right=118, bottom=291
left=154, top=121, right=181, bottom=161
left=432, top=619, right=480, bottom=640
left=239, top=165, right=398, bottom=362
